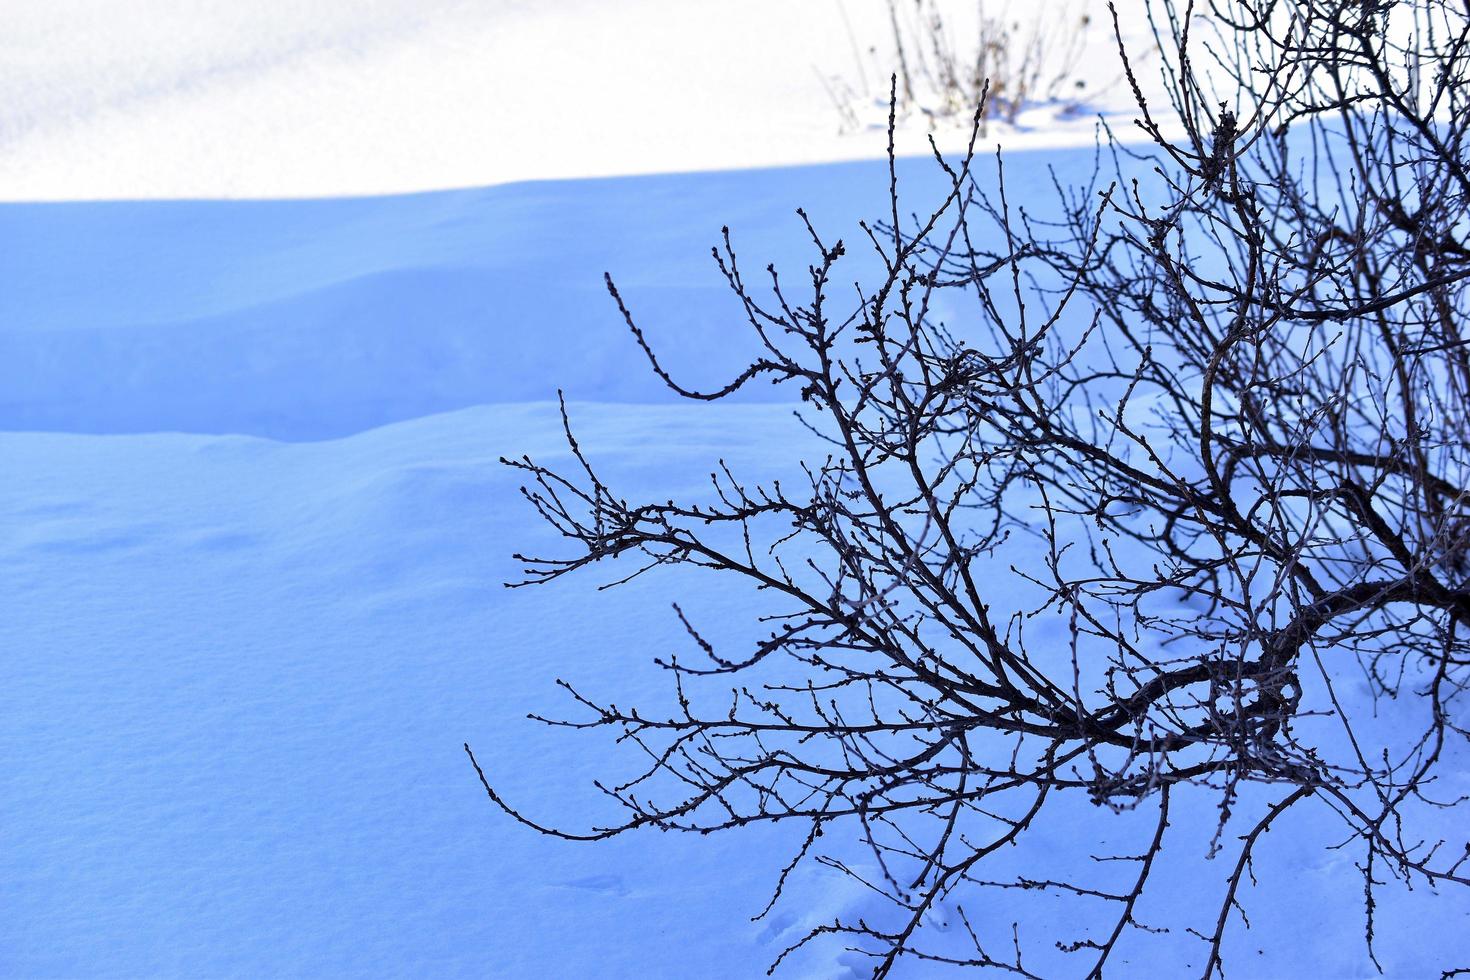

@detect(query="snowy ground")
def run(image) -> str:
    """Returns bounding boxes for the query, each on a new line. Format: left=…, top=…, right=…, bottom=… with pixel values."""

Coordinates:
left=3, top=1, right=1468, bottom=978
left=0, top=0, right=1142, bottom=201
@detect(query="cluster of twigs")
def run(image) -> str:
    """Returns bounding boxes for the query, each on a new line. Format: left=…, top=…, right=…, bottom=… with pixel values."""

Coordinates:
left=475, top=1, right=1470, bottom=975
left=824, top=0, right=1094, bottom=133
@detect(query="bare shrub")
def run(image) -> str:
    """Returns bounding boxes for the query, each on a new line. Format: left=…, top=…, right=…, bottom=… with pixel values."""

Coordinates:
left=823, top=0, right=1095, bottom=133
left=473, top=1, right=1470, bottom=975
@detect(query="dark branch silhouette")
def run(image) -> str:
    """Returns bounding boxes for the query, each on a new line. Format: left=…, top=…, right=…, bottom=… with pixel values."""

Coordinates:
left=474, top=2, right=1470, bottom=975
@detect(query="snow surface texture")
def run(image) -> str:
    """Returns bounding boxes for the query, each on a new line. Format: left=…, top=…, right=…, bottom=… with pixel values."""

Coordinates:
left=0, top=0, right=1142, bottom=201
left=7, top=155, right=1469, bottom=979
left=3, top=1, right=1468, bottom=978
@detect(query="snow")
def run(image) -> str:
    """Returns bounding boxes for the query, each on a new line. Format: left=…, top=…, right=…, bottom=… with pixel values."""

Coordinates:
left=2, top=1, right=1467, bottom=977
left=1, top=401, right=824, bottom=977
left=0, top=0, right=1145, bottom=201
left=0, top=154, right=1090, bottom=439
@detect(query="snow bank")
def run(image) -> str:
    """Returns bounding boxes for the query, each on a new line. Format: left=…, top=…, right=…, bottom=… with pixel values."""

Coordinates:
left=0, top=152, right=1099, bottom=439
left=0, top=0, right=1153, bottom=201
